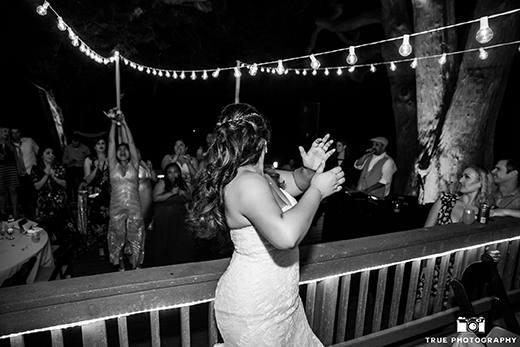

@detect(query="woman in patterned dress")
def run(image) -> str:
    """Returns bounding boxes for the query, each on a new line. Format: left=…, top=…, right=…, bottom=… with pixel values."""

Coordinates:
left=415, top=165, right=496, bottom=317
left=83, top=137, right=111, bottom=258
left=107, top=112, right=145, bottom=271
left=32, top=147, right=78, bottom=248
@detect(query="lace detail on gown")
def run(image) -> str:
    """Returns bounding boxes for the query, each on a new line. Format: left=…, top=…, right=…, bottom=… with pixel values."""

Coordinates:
left=214, top=189, right=323, bottom=347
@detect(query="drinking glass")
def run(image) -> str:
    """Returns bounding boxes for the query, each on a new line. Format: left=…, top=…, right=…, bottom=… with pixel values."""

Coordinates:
left=462, top=208, right=476, bottom=225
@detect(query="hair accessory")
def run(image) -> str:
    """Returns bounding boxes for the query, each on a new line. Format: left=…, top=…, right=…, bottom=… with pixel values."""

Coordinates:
left=217, top=113, right=259, bottom=127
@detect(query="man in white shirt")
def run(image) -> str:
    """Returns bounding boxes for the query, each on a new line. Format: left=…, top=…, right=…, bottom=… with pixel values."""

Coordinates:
left=11, top=128, right=39, bottom=217
left=354, top=137, right=397, bottom=199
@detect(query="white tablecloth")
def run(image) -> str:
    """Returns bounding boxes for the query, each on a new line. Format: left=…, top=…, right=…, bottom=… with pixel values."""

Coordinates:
left=0, top=227, right=54, bottom=285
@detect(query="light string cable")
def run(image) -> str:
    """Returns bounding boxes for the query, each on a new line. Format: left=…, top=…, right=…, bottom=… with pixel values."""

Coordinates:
left=36, top=1, right=520, bottom=78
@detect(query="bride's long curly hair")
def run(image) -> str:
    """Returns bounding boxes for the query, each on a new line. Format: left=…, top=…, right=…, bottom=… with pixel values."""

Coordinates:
left=187, top=103, right=275, bottom=241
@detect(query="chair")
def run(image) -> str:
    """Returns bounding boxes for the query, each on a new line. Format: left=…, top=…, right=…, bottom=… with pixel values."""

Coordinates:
left=450, top=253, right=520, bottom=335
left=1, top=256, right=38, bottom=287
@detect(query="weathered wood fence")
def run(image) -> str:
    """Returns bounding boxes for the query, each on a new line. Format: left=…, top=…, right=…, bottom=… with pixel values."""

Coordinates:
left=1, top=217, right=519, bottom=347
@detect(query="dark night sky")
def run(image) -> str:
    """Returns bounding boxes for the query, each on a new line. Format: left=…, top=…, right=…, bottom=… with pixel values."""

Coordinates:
left=3, top=0, right=520, bottom=169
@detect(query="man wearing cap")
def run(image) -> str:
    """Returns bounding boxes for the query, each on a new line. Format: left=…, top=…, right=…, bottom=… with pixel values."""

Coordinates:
left=354, top=137, right=397, bottom=199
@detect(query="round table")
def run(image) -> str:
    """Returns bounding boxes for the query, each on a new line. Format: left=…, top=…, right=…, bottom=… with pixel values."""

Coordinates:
left=0, top=227, right=54, bottom=285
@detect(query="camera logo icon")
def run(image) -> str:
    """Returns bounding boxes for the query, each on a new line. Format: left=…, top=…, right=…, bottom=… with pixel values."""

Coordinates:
left=456, top=317, right=485, bottom=333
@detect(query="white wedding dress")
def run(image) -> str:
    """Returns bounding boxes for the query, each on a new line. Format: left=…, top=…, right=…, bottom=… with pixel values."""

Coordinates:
left=214, top=190, right=323, bottom=347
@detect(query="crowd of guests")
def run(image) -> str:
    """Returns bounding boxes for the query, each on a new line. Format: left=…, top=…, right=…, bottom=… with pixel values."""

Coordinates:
left=0, top=115, right=518, bottom=273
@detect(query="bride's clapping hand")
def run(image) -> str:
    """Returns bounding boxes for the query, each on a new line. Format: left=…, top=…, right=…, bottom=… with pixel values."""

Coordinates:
left=298, top=134, right=335, bottom=171
left=310, top=161, right=345, bottom=198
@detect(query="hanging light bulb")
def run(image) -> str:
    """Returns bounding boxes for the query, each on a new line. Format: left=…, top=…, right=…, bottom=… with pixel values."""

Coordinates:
left=348, top=66, right=355, bottom=73
left=295, top=69, right=300, bottom=75
left=312, top=69, right=317, bottom=76
left=234, top=67, right=242, bottom=78
left=146, top=68, right=151, bottom=74
left=152, top=69, right=157, bottom=75
left=36, top=1, right=49, bottom=16
left=336, top=68, right=343, bottom=76
left=165, top=71, right=170, bottom=78
left=302, top=70, right=307, bottom=76
left=410, top=58, right=418, bottom=69
left=57, top=17, right=66, bottom=31
left=346, top=46, right=358, bottom=65
left=478, top=47, right=489, bottom=60
left=202, top=70, right=208, bottom=80
left=370, top=64, right=376, bottom=73
left=475, top=16, right=493, bottom=44
left=173, top=71, right=178, bottom=79
left=310, top=55, right=321, bottom=70
left=138, top=65, right=144, bottom=72
left=79, top=44, right=86, bottom=53
left=438, top=53, right=447, bottom=65
left=398, top=34, right=413, bottom=57
left=158, top=70, right=163, bottom=77
left=191, top=71, right=197, bottom=80
left=284, top=69, right=289, bottom=75
left=324, top=68, right=329, bottom=76
left=389, top=62, right=397, bottom=71
left=71, top=38, right=79, bottom=47
left=249, top=63, right=258, bottom=76
left=276, top=60, right=285, bottom=75
left=68, top=29, right=77, bottom=41
left=212, top=69, right=220, bottom=78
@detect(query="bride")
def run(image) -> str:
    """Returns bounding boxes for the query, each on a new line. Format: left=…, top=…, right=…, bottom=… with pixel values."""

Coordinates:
left=188, top=103, right=344, bottom=346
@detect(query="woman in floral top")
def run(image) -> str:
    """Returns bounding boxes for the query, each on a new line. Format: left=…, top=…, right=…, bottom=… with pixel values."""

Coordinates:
left=82, top=137, right=111, bottom=258
left=32, top=147, right=79, bottom=248
left=415, top=165, right=496, bottom=318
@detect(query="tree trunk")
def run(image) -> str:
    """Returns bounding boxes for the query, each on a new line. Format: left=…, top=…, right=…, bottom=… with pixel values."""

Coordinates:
left=409, top=0, right=458, bottom=198
left=380, top=0, right=418, bottom=195
left=417, top=0, right=520, bottom=203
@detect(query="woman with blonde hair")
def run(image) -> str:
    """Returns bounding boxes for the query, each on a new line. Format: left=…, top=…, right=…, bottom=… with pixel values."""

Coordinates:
left=416, top=164, right=496, bottom=317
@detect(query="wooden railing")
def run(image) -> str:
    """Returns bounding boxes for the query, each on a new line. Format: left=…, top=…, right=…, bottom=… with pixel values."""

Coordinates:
left=1, top=217, right=519, bottom=347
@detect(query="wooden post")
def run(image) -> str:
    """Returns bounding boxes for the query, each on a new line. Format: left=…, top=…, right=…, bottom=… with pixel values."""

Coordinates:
left=234, top=60, right=241, bottom=103
left=115, top=51, right=121, bottom=110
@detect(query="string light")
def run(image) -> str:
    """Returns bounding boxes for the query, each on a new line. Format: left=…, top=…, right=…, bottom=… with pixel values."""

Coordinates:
left=34, top=1, right=520, bottom=81
left=57, top=17, right=66, bottom=31
left=309, top=54, right=320, bottom=69
left=276, top=60, right=285, bottom=75
left=478, top=47, right=488, bottom=60
left=346, top=46, right=358, bottom=65
left=476, top=16, right=494, bottom=44
left=399, top=34, right=413, bottom=57
left=36, top=1, right=49, bottom=16
left=249, top=63, right=258, bottom=76
left=438, top=53, right=447, bottom=65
